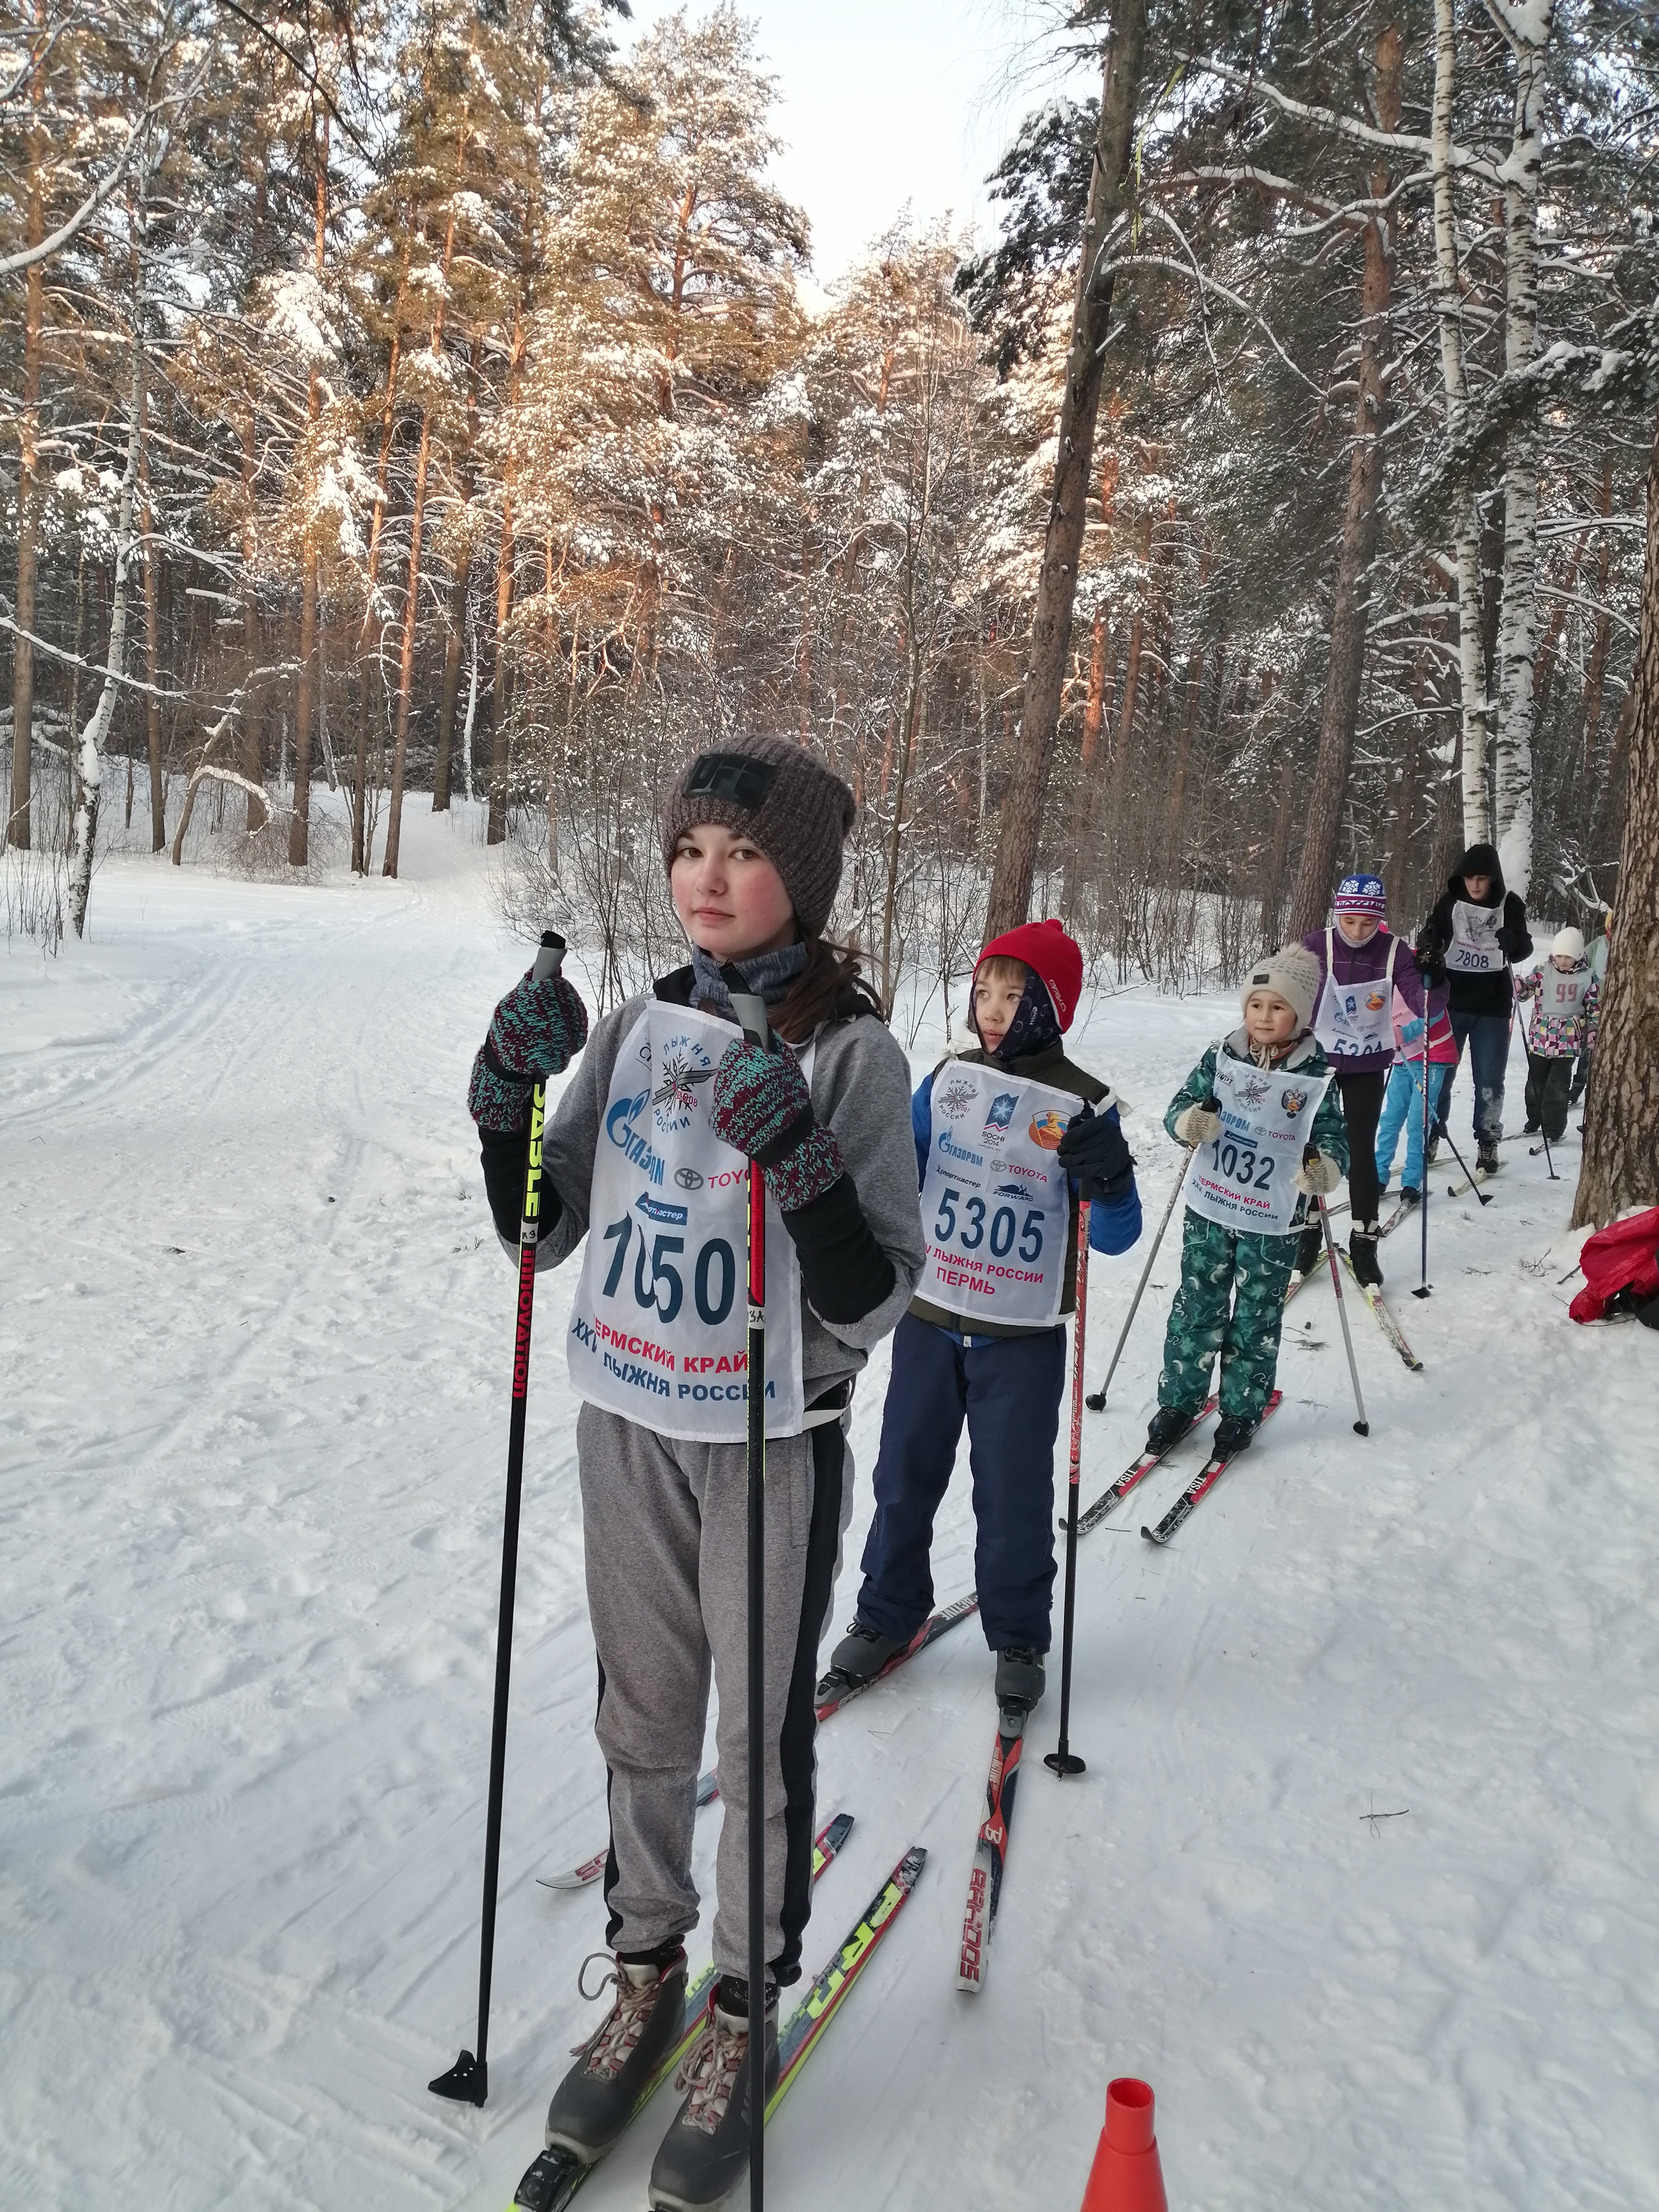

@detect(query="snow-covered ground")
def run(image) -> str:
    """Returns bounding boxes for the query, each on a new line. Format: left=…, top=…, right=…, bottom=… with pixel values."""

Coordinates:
left=4, top=814, right=1656, bottom=2212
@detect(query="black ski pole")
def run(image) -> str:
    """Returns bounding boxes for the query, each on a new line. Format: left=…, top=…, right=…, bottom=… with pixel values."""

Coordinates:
left=727, top=985, right=772, bottom=2212
left=1313, top=1174, right=1368, bottom=1436
left=1437, top=1117, right=1492, bottom=1206
left=1046, top=1193, right=1090, bottom=1780
left=1413, top=1045, right=1433, bottom=1300
left=1085, top=1117, right=1205, bottom=1411
left=431, top=926, right=566, bottom=2108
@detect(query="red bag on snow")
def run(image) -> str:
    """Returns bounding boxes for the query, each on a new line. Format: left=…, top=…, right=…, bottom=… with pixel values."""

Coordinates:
left=1570, top=1206, right=1659, bottom=1323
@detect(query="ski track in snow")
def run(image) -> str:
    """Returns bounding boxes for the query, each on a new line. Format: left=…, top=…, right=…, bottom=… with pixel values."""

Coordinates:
left=4, top=812, right=1657, bottom=2211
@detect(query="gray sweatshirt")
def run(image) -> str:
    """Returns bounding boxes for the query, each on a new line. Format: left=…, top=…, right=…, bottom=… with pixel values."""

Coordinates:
left=534, top=992, right=926, bottom=1404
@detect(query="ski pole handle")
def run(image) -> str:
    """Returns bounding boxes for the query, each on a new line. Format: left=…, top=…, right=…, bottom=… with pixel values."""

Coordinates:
left=729, top=992, right=769, bottom=1053
left=531, top=928, right=566, bottom=984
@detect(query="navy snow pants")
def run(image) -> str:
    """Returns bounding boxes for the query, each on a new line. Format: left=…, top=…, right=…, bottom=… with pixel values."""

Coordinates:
left=856, top=1311, right=1065, bottom=1653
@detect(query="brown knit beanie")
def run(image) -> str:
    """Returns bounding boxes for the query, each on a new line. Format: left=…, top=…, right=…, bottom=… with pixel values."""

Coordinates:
left=660, top=733, right=856, bottom=937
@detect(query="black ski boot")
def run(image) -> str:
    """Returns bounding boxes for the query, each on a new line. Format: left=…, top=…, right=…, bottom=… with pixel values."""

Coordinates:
left=1212, top=1412, right=1259, bottom=1456
left=1477, top=1139, right=1501, bottom=1175
left=543, top=1948, right=690, bottom=2160
left=1349, top=1221, right=1382, bottom=1289
left=822, top=1617, right=907, bottom=1691
left=647, top=1976, right=778, bottom=2210
left=1294, top=1221, right=1322, bottom=1277
left=994, top=1645, right=1046, bottom=1711
left=1400, top=1185, right=1420, bottom=1207
left=1145, top=1404, right=1197, bottom=1455
left=1425, top=1130, right=1442, bottom=1166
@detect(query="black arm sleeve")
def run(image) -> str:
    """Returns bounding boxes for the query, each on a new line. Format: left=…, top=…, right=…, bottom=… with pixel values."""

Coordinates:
left=1498, top=894, right=1532, bottom=963
left=781, top=1171, right=896, bottom=1326
left=479, top=1121, right=564, bottom=1246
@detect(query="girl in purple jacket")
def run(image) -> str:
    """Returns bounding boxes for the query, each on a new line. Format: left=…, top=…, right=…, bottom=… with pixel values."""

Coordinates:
left=1297, top=873, right=1428, bottom=1287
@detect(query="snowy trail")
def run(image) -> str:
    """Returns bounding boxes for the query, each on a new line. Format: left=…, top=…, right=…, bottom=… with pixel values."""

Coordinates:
left=4, top=827, right=1657, bottom=2211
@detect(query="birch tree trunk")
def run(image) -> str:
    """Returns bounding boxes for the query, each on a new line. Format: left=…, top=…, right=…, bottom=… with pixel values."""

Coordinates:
left=984, top=0, right=1149, bottom=936
left=1432, top=0, right=1492, bottom=844
left=69, top=310, right=145, bottom=937
left=1490, top=0, right=1556, bottom=896
left=6, top=11, right=45, bottom=852
left=1286, top=22, right=1404, bottom=941
left=1572, top=406, right=1659, bottom=1228
left=290, top=117, right=328, bottom=869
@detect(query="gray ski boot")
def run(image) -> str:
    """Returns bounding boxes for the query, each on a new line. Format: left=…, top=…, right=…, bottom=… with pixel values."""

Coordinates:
left=543, top=1948, right=689, bottom=2160
left=648, top=1976, right=779, bottom=2210
left=994, top=1645, right=1046, bottom=1712
left=822, top=1616, right=907, bottom=1691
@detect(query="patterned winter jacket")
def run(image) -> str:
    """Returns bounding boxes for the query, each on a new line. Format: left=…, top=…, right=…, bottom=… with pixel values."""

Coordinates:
left=1164, top=1028, right=1350, bottom=1234
left=1516, top=960, right=1599, bottom=1059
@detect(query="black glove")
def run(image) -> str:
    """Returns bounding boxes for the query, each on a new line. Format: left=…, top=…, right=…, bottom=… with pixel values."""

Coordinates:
left=1414, top=937, right=1448, bottom=990
left=1057, top=1108, right=1133, bottom=1202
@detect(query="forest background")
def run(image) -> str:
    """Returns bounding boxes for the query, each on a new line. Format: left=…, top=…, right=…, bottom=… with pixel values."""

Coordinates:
left=3, top=0, right=1657, bottom=1177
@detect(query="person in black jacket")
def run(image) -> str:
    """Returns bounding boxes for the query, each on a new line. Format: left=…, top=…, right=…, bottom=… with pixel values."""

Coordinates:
left=1414, top=841, right=1532, bottom=1172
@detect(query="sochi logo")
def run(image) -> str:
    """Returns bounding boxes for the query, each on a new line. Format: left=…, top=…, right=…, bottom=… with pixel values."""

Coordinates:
left=982, top=1091, right=1017, bottom=1144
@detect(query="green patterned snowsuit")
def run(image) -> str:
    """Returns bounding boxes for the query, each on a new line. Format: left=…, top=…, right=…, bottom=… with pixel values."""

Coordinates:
left=1159, top=1032, right=1348, bottom=1421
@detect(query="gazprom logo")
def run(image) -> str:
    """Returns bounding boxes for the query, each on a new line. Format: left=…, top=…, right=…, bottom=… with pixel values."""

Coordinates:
left=940, top=1130, right=984, bottom=1168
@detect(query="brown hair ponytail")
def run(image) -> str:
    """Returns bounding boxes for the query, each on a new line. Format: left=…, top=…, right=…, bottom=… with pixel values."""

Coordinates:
left=772, top=936, right=883, bottom=1044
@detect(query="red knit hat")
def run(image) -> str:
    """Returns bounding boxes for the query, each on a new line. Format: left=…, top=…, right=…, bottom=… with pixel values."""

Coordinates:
left=974, top=918, right=1083, bottom=1032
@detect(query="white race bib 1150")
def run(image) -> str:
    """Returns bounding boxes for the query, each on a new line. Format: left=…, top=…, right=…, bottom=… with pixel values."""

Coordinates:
left=1185, top=1054, right=1334, bottom=1238
left=566, top=1003, right=806, bottom=1441
left=917, top=1061, right=1081, bottom=1326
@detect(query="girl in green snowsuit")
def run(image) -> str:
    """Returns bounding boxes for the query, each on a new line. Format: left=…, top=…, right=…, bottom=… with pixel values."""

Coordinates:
left=1149, top=942, right=1350, bottom=1459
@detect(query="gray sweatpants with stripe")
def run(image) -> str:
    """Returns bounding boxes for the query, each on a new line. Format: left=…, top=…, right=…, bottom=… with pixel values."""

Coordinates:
left=577, top=1402, right=852, bottom=1985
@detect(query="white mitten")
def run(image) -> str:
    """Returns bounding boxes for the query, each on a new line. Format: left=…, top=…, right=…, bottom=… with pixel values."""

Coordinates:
left=1174, top=1102, right=1222, bottom=1147
left=1294, top=1151, right=1341, bottom=1196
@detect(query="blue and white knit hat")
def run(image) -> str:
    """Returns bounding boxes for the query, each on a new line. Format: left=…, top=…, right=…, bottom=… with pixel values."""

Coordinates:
left=1334, top=872, right=1388, bottom=920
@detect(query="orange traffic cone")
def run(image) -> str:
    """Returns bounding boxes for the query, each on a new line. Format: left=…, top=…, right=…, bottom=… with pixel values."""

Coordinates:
left=1079, top=2076, right=1168, bottom=2211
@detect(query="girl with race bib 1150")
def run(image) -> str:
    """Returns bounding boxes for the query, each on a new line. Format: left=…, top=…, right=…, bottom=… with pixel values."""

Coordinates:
left=1296, top=872, right=1429, bottom=1289
left=825, top=919, right=1142, bottom=1719
left=1148, top=943, right=1349, bottom=1462
left=465, top=731, right=924, bottom=2212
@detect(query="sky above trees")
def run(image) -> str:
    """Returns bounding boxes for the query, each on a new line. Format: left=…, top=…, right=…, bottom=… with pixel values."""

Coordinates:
left=625, top=0, right=1076, bottom=288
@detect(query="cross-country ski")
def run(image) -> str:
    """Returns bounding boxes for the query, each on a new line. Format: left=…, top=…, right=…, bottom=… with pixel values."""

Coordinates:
left=1141, top=1393, right=1285, bottom=1546
left=1075, top=1395, right=1219, bottom=1534
left=956, top=1708, right=1027, bottom=1993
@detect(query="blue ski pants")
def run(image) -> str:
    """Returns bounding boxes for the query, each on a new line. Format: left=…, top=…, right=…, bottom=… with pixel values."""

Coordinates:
left=856, top=1312, right=1065, bottom=1653
left=1375, top=1061, right=1453, bottom=1193
left=1449, top=1009, right=1512, bottom=1145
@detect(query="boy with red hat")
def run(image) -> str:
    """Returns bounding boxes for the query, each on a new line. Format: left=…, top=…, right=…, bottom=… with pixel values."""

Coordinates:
left=823, top=919, right=1142, bottom=1713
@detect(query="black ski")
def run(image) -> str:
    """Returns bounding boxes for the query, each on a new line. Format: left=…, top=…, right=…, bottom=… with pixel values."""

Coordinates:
left=1075, top=1395, right=1218, bottom=1535
left=815, top=1591, right=981, bottom=1719
left=956, top=1704, right=1026, bottom=1993
left=1141, top=1390, right=1283, bottom=1546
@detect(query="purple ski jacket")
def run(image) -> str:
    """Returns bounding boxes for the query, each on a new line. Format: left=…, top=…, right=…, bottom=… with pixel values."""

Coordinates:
left=1298, top=925, right=1428, bottom=1076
